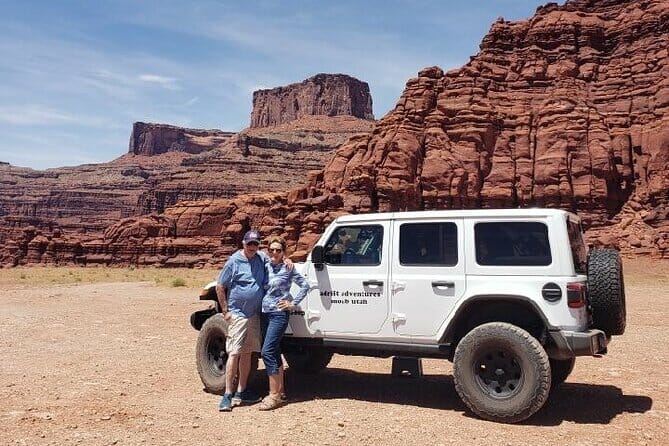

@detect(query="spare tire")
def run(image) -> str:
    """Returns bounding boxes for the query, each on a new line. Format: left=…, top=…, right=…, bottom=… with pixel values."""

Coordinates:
left=587, top=249, right=626, bottom=336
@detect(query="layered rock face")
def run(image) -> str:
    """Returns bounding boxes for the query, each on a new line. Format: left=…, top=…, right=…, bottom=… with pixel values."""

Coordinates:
left=3, top=1, right=668, bottom=267
left=0, top=75, right=375, bottom=267
left=250, top=74, right=374, bottom=128
left=129, top=122, right=235, bottom=155
left=86, top=0, right=668, bottom=266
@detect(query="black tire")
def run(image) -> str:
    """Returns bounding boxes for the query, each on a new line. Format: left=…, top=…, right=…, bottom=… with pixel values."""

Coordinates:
left=453, top=322, right=551, bottom=423
left=284, top=347, right=333, bottom=374
left=196, top=314, right=229, bottom=394
left=587, top=249, right=626, bottom=336
left=549, top=357, right=575, bottom=388
left=195, top=315, right=260, bottom=395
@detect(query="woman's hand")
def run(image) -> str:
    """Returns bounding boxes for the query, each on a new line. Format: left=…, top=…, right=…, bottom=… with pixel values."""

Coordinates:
left=277, top=300, right=294, bottom=311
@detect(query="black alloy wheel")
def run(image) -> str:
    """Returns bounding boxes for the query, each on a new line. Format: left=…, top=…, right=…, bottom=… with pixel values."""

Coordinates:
left=207, top=334, right=228, bottom=375
left=474, top=348, right=523, bottom=398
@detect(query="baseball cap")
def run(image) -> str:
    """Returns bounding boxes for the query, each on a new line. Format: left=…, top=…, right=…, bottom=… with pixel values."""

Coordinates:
left=242, top=230, right=261, bottom=244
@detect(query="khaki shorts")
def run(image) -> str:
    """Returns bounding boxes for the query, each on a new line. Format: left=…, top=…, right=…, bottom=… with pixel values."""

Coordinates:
left=224, top=314, right=261, bottom=354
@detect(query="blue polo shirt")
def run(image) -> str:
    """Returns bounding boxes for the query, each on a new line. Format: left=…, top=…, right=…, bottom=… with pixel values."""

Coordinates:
left=217, top=250, right=268, bottom=318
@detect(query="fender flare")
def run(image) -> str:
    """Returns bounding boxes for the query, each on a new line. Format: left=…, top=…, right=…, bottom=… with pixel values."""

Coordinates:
left=439, top=294, right=555, bottom=344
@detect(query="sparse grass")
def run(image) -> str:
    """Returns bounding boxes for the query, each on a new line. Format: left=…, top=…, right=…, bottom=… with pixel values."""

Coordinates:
left=0, top=266, right=218, bottom=289
left=171, top=277, right=186, bottom=287
left=0, top=259, right=665, bottom=290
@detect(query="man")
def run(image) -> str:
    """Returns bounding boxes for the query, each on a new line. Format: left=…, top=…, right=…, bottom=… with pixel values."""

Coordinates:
left=215, top=229, right=292, bottom=411
left=216, top=229, right=266, bottom=411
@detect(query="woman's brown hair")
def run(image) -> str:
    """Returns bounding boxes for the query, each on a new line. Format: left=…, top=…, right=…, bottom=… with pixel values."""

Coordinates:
left=266, top=235, right=287, bottom=251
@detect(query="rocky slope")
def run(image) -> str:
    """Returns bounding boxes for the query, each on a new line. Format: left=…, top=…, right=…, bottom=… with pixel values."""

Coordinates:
left=2, top=0, right=668, bottom=266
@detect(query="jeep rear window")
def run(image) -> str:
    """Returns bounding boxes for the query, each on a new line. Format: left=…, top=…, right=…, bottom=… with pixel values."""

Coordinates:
left=399, top=222, right=458, bottom=266
left=475, top=222, right=551, bottom=266
left=567, top=218, right=587, bottom=274
left=323, top=225, right=383, bottom=266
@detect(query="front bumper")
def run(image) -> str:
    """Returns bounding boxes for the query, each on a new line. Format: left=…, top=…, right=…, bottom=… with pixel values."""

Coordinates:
left=546, top=328, right=608, bottom=360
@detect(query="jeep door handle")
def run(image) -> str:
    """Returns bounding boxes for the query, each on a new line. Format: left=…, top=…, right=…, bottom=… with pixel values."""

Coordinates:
left=432, top=281, right=454, bottom=288
left=392, top=313, right=406, bottom=323
left=363, top=280, right=384, bottom=287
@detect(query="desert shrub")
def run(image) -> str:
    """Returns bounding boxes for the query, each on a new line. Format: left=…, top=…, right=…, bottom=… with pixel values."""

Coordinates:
left=171, top=277, right=186, bottom=287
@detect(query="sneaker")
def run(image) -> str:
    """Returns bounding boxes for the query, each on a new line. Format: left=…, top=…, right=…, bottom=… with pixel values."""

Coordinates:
left=218, top=393, right=233, bottom=412
left=232, top=389, right=262, bottom=406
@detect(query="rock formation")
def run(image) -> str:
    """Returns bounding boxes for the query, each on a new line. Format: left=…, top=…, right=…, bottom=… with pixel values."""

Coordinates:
left=2, top=0, right=668, bottom=266
left=89, top=0, right=668, bottom=266
left=250, top=74, right=374, bottom=128
left=0, top=73, right=375, bottom=267
left=128, top=122, right=235, bottom=155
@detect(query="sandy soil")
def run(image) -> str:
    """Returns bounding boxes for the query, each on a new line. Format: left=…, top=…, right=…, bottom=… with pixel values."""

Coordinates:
left=1, top=267, right=667, bottom=446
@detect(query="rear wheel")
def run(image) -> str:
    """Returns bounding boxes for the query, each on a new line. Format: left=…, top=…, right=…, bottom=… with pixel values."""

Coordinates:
left=587, top=249, right=626, bottom=336
left=453, top=322, right=551, bottom=423
left=284, top=347, right=333, bottom=374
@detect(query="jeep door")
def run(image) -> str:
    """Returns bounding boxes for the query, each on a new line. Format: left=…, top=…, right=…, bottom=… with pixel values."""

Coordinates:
left=308, top=222, right=390, bottom=334
left=390, top=218, right=465, bottom=337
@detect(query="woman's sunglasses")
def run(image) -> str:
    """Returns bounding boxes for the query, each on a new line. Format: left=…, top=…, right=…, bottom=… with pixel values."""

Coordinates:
left=268, top=248, right=283, bottom=253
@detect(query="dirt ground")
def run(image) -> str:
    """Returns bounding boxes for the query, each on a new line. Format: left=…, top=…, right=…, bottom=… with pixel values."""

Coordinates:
left=1, top=262, right=668, bottom=446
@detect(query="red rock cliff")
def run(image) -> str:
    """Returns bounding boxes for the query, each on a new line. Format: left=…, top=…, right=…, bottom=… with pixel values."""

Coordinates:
left=250, top=74, right=374, bottom=128
left=3, top=0, right=667, bottom=267
left=156, top=0, right=669, bottom=265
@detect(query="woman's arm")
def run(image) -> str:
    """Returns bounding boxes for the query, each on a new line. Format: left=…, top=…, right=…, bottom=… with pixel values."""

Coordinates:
left=289, top=270, right=310, bottom=306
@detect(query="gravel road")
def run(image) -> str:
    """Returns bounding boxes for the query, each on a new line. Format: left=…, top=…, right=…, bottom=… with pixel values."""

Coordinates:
left=1, top=277, right=667, bottom=446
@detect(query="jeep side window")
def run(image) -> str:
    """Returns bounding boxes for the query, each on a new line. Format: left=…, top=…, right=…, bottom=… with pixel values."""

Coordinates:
left=323, top=225, right=383, bottom=266
left=475, top=222, right=551, bottom=266
left=399, top=222, right=458, bottom=266
left=567, top=218, right=587, bottom=273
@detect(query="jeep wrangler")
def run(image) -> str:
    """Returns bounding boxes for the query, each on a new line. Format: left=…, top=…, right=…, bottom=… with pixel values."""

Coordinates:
left=190, top=209, right=626, bottom=423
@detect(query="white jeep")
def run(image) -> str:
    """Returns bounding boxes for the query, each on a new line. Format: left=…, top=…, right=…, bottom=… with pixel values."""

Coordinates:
left=191, top=208, right=626, bottom=423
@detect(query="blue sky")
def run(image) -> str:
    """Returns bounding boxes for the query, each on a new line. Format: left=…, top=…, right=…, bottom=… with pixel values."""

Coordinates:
left=1, top=0, right=553, bottom=169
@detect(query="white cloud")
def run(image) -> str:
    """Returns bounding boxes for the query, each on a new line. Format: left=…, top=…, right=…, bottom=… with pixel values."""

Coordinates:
left=0, top=105, right=77, bottom=125
left=181, top=96, right=199, bottom=107
left=138, top=73, right=180, bottom=90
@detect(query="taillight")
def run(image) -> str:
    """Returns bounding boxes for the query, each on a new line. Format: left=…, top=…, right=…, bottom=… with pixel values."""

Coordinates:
left=567, top=282, right=587, bottom=308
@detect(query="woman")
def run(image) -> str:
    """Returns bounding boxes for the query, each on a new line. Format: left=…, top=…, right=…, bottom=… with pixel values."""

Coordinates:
left=258, top=235, right=310, bottom=410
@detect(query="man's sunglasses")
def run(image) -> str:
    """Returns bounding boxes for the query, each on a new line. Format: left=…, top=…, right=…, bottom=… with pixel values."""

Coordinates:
left=245, top=241, right=260, bottom=246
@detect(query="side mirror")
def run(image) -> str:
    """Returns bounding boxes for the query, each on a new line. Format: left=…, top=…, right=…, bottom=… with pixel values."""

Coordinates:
left=311, top=245, right=324, bottom=271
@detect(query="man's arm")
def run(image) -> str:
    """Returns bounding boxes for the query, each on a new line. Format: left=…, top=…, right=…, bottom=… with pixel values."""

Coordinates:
left=216, top=283, right=228, bottom=312
left=216, top=261, right=234, bottom=319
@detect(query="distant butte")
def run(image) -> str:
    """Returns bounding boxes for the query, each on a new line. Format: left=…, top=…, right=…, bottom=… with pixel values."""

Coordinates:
left=251, top=73, right=374, bottom=128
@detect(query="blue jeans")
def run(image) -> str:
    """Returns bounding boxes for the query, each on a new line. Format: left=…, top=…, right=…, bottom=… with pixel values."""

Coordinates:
left=261, top=311, right=290, bottom=376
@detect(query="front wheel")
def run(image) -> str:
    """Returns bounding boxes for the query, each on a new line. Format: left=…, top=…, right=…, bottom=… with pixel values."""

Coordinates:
left=195, top=315, right=260, bottom=394
left=453, top=322, right=551, bottom=423
left=196, top=314, right=229, bottom=394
